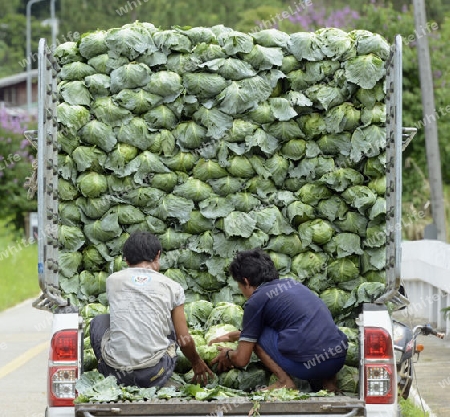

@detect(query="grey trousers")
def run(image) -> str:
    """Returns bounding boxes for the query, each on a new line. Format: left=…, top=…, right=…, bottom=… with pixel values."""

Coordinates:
left=89, top=314, right=176, bottom=388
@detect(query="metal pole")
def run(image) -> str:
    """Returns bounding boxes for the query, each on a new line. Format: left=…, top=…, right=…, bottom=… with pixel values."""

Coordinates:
left=50, top=0, right=56, bottom=48
left=26, top=0, right=46, bottom=115
left=412, top=0, right=447, bottom=242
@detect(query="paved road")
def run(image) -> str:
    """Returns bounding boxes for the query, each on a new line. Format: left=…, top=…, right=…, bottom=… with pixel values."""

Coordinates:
left=0, top=298, right=52, bottom=417
left=410, top=331, right=450, bottom=417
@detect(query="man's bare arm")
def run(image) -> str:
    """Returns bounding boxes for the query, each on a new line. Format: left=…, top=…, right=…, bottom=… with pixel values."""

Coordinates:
left=171, top=305, right=213, bottom=385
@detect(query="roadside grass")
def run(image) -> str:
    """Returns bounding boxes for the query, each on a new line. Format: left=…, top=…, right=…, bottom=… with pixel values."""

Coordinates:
left=0, top=219, right=39, bottom=312
left=399, top=398, right=430, bottom=416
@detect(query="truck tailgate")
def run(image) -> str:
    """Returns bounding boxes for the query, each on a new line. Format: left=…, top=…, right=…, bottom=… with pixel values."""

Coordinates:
left=75, top=397, right=365, bottom=416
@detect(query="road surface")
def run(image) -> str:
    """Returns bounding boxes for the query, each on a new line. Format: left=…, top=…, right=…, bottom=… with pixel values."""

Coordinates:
left=410, top=330, right=450, bottom=417
left=0, top=298, right=52, bottom=417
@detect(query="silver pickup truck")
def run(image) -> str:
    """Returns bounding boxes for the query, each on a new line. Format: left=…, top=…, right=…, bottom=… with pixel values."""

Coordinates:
left=32, top=31, right=414, bottom=417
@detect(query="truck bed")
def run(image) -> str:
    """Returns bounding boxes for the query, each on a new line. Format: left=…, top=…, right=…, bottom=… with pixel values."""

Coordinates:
left=75, top=396, right=365, bottom=416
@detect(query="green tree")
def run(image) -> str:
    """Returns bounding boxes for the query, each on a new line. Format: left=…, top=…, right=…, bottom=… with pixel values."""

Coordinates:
left=2, top=0, right=22, bottom=16
left=0, top=12, right=51, bottom=77
left=57, top=0, right=284, bottom=35
left=316, top=0, right=448, bottom=24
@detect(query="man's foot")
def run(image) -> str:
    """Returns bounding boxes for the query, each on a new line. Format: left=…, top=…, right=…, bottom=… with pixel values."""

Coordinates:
left=322, top=375, right=339, bottom=393
left=263, top=379, right=297, bottom=390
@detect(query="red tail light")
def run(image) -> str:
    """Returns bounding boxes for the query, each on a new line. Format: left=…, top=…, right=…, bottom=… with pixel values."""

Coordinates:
left=48, top=330, right=78, bottom=407
left=365, top=328, right=393, bottom=359
left=51, top=330, right=78, bottom=361
left=364, top=327, right=395, bottom=404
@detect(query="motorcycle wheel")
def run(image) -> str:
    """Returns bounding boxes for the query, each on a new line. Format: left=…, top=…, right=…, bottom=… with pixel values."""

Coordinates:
left=399, top=358, right=413, bottom=400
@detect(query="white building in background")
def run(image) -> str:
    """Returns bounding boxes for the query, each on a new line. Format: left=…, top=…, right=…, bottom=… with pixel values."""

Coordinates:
left=401, top=240, right=450, bottom=334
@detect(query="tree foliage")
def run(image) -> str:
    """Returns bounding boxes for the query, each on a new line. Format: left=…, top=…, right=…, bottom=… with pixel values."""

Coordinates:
left=0, top=109, right=37, bottom=230
left=57, top=0, right=284, bottom=36
left=0, top=12, right=51, bottom=77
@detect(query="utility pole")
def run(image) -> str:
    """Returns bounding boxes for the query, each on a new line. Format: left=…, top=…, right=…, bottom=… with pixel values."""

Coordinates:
left=412, top=0, right=447, bottom=242
left=50, top=0, right=57, bottom=48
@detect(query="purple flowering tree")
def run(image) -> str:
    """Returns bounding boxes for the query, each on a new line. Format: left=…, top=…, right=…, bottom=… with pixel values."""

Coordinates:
left=286, top=3, right=360, bottom=31
left=0, top=108, right=37, bottom=232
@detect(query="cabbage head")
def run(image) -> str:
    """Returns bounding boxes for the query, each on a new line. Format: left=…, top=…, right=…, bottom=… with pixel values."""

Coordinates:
left=82, top=246, right=107, bottom=272
left=334, top=211, right=368, bottom=235
left=368, top=176, right=386, bottom=196
left=188, top=270, right=226, bottom=293
left=198, top=343, right=236, bottom=366
left=80, top=271, right=108, bottom=297
left=297, top=183, right=332, bottom=206
left=59, top=251, right=83, bottom=278
left=238, top=365, right=268, bottom=391
left=342, top=185, right=377, bottom=213
left=83, top=212, right=122, bottom=244
left=149, top=172, right=178, bottom=192
left=204, top=323, right=239, bottom=346
left=105, top=144, right=139, bottom=172
left=77, top=172, right=108, bottom=198
left=268, top=252, right=291, bottom=274
left=78, top=196, right=111, bottom=219
left=205, top=302, right=243, bottom=329
left=184, top=300, right=214, bottom=329
left=182, top=211, right=214, bottom=234
left=218, top=368, right=242, bottom=389
left=80, top=302, right=109, bottom=319
left=59, top=225, right=85, bottom=251
left=337, top=365, right=359, bottom=393
left=339, top=327, right=359, bottom=367
left=324, top=233, right=363, bottom=258
left=265, top=235, right=302, bottom=257
left=172, top=178, right=213, bottom=202
left=298, top=219, right=334, bottom=247
left=192, top=159, right=228, bottom=181
left=317, top=196, right=348, bottom=222
left=59, top=179, right=78, bottom=201
left=320, top=288, right=351, bottom=317
left=227, top=156, right=255, bottom=178
left=59, top=202, right=82, bottom=226
left=327, top=257, right=360, bottom=283
left=291, top=251, right=328, bottom=281
left=72, top=146, right=107, bottom=172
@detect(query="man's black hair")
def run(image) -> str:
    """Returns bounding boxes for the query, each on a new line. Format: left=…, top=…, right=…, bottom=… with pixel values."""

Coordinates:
left=229, top=248, right=278, bottom=287
left=122, top=232, right=162, bottom=266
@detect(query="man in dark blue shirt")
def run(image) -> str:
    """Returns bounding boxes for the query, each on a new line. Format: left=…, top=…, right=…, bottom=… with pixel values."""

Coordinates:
left=211, top=248, right=348, bottom=392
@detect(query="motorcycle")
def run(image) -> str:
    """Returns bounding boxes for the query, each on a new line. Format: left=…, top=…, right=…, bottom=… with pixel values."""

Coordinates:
left=392, top=320, right=445, bottom=399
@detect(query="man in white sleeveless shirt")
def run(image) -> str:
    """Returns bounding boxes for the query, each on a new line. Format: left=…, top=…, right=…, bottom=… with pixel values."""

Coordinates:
left=90, top=232, right=213, bottom=388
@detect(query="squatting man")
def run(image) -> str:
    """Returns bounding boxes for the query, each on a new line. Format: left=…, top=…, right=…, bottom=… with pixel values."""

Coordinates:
left=90, top=232, right=347, bottom=391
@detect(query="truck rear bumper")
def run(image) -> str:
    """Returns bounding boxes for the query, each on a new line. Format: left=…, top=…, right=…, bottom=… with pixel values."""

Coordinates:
left=366, top=403, right=400, bottom=416
left=75, top=398, right=366, bottom=416
left=46, top=406, right=75, bottom=417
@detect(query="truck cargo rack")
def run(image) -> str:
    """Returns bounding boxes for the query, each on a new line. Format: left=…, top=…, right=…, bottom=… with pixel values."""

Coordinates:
left=32, top=37, right=67, bottom=311
left=376, top=34, right=417, bottom=308
left=75, top=397, right=366, bottom=417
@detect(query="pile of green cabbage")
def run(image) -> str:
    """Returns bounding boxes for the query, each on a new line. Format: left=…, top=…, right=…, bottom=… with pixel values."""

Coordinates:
left=55, top=22, right=390, bottom=395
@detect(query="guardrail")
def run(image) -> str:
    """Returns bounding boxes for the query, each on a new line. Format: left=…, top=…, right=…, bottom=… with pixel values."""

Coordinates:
left=401, top=240, right=450, bottom=335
